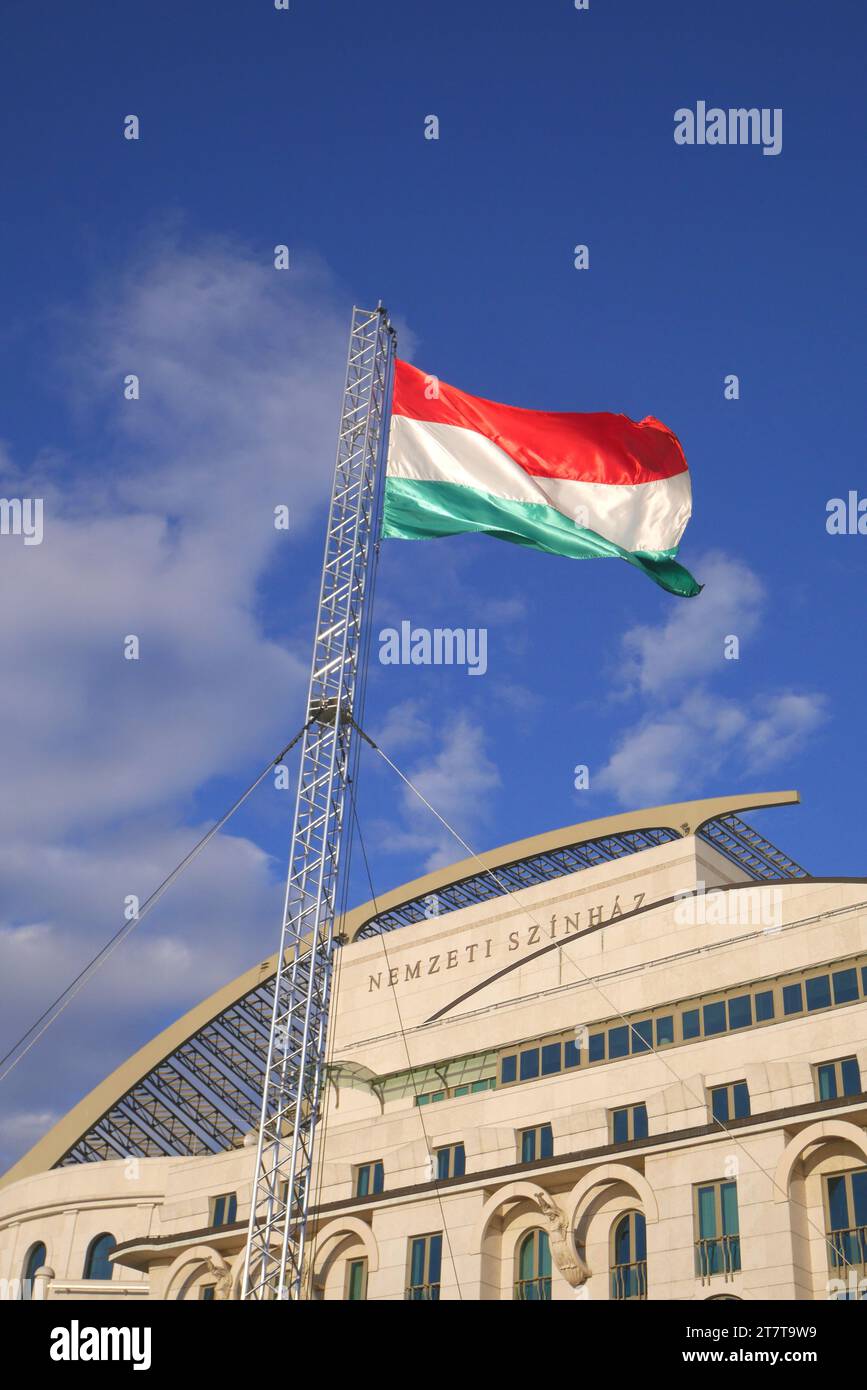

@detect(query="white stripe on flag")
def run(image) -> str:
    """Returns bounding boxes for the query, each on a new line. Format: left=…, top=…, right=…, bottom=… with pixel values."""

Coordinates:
left=387, top=416, right=692, bottom=553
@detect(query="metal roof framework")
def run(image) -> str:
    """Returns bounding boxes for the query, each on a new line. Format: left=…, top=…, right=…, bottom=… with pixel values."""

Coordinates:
left=55, top=809, right=807, bottom=1170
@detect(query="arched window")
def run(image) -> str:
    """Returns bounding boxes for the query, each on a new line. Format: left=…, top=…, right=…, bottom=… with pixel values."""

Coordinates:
left=514, top=1229, right=551, bottom=1300
left=611, top=1212, right=647, bottom=1300
left=21, top=1242, right=46, bottom=1301
left=83, top=1233, right=116, bottom=1281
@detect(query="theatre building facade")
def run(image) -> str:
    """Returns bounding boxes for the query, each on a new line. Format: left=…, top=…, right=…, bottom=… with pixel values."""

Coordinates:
left=2, top=792, right=867, bottom=1301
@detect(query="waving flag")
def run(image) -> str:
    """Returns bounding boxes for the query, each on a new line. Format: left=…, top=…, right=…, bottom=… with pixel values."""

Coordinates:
left=382, top=360, right=701, bottom=596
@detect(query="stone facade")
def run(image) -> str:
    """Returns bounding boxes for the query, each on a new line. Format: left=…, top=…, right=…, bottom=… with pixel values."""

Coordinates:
left=2, top=828, right=866, bottom=1301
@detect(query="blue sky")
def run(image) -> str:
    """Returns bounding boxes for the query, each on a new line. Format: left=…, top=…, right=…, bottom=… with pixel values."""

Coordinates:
left=0, top=0, right=865, bottom=1167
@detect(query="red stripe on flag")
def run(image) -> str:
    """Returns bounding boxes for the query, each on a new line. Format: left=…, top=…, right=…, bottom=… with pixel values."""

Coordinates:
left=392, top=359, right=688, bottom=487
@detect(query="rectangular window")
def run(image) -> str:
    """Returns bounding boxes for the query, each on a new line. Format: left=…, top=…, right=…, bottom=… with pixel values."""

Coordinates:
left=694, top=1180, right=741, bottom=1280
left=407, top=1233, right=442, bottom=1300
left=824, top=1169, right=867, bottom=1277
left=520, top=1123, right=553, bottom=1163
left=631, top=1020, right=653, bottom=1054
left=816, top=1056, right=862, bottom=1102
left=454, top=1077, right=496, bottom=1096
left=355, top=1161, right=384, bottom=1198
left=783, top=982, right=803, bottom=1016
left=727, top=995, right=752, bottom=1030
left=435, top=1143, right=466, bottom=1180
left=564, top=1038, right=581, bottom=1069
left=541, top=1041, right=562, bottom=1075
left=703, top=1001, right=726, bottom=1036
left=656, top=1015, right=674, bottom=1045
left=709, top=1081, right=750, bottom=1125
left=589, top=1033, right=605, bottom=1062
left=610, top=1102, right=649, bottom=1144
left=806, top=975, right=832, bottom=1011
left=346, top=1258, right=368, bottom=1301
left=682, top=1008, right=701, bottom=1040
left=519, top=1048, right=540, bottom=1081
left=832, top=968, right=859, bottom=1005
left=755, top=989, right=775, bottom=1021
left=210, top=1192, right=238, bottom=1227
left=500, top=1055, right=517, bottom=1085
left=608, top=1025, right=629, bottom=1059
left=415, top=1090, right=445, bottom=1106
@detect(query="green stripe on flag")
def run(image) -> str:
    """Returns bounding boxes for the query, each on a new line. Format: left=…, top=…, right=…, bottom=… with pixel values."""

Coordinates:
left=381, top=477, right=701, bottom=598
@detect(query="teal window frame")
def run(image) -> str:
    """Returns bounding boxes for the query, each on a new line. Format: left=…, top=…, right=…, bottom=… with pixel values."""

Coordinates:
left=355, top=1160, right=384, bottom=1197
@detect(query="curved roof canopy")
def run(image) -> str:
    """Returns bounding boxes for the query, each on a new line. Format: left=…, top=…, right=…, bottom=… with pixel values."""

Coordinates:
left=0, top=791, right=805, bottom=1190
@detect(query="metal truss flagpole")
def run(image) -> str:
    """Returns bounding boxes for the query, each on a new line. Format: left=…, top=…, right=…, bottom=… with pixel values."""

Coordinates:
left=242, top=304, right=396, bottom=1300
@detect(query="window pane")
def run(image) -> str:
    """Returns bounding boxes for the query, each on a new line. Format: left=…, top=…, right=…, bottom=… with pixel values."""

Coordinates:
left=711, top=1088, right=729, bottom=1124
left=656, top=1015, right=674, bottom=1045
left=454, top=1084, right=468, bottom=1097
left=519, top=1232, right=536, bottom=1281
left=213, top=1197, right=225, bottom=1226
left=682, top=1009, right=700, bottom=1039
left=727, top=995, right=752, bottom=1030
left=826, top=1175, right=849, bottom=1231
left=733, top=1083, right=750, bottom=1119
left=633, top=1104, right=649, bottom=1140
left=564, top=1039, right=581, bottom=1069
left=703, top=1001, right=726, bottom=1036
left=538, top=1124, right=553, bottom=1159
left=851, top=1172, right=867, bottom=1228
left=806, top=975, right=831, bottom=1011
left=697, top=1186, right=716, bottom=1239
left=348, top=1260, right=364, bottom=1300
left=589, top=1033, right=605, bottom=1062
left=357, top=1165, right=369, bottom=1197
left=541, top=1042, right=562, bottom=1075
left=437, top=1149, right=450, bottom=1181
left=226, top=1194, right=237, bottom=1223
left=520, top=1048, right=540, bottom=1081
left=612, top=1109, right=629, bottom=1144
left=428, top=1234, right=442, bottom=1285
left=841, top=1057, right=861, bottom=1097
left=833, top=968, right=859, bottom=1005
left=501, top=1055, right=517, bottom=1084
left=521, top=1130, right=535, bottom=1163
left=634, top=1212, right=647, bottom=1262
left=631, top=1020, right=652, bottom=1053
left=538, top=1230, right=552, bottom=1277
left=783, top=983, right=803, bottom=1015
left=817, top=1063, right=837, bottom=1101
left=431, top=1091, right=444, bottom=1103
left=410, top=1238, right=426, bottom=1287
left=614, top=1215, right=631, bottom=1265
left=454, top=1144, right=466, bottom=1178
left=609, top=1026, right=629, bottom=1059
left=755, top=989, right=774, bottom=1021
left=721, top=1183, right=739, bottom=1236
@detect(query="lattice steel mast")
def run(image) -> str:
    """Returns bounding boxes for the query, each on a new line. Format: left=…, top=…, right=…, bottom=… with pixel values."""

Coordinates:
left=242, top=305, right=396, bottom=1299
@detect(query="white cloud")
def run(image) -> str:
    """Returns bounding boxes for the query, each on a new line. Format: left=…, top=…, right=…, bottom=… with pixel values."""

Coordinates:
left=0, top=236, right=354, bottom=1167
left=374, top=714, right=501, bottom=872
left=595, top=554, right=828, bottom=807
left=618, top=551, right=765, bottom=697
left=597, top=687, right=827, bottom=808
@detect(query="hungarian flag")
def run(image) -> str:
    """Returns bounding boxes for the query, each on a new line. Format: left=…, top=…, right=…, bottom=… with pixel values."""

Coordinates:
left=382, top=359, right=700, bottom=596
